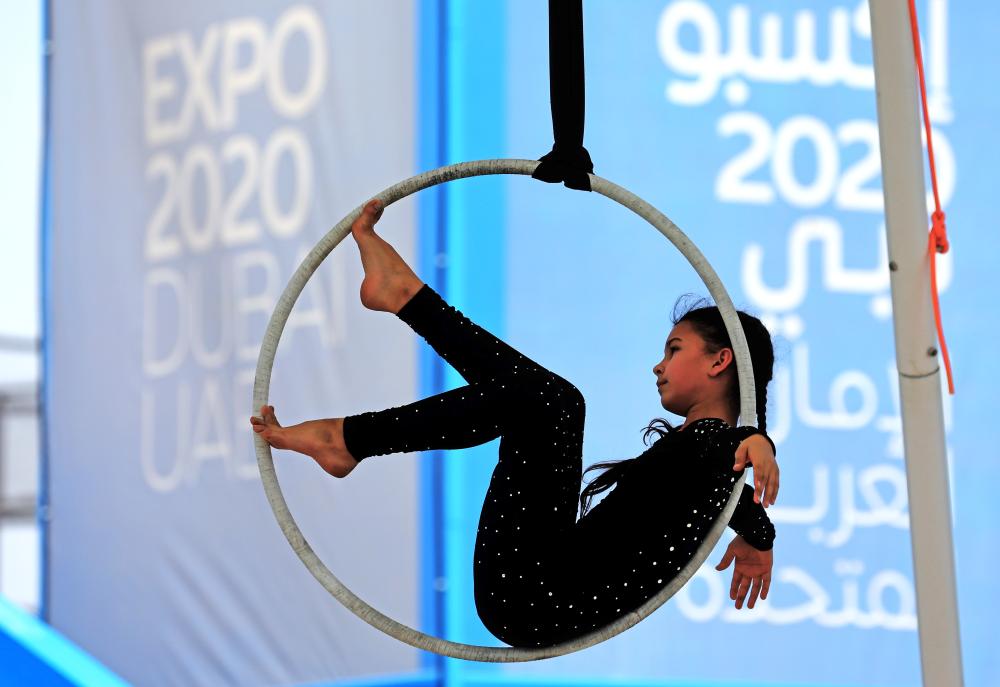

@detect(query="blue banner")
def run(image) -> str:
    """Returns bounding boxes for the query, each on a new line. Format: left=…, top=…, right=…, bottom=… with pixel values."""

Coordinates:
left=441, top=1, right=994, bottom=686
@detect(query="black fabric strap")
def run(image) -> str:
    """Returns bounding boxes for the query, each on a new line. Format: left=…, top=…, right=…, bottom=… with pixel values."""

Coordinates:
left=532, top=0, right=594, bottom=191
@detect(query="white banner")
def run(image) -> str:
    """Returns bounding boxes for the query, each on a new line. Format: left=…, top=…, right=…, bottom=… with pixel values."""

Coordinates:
left=47, top=2, right=423, bottom=685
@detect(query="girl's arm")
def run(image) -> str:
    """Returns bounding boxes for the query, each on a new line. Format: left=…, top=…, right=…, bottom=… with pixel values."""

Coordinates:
left=733, top=433, right=780, bottom=507
left=702, top=423, right=777, bottom=551
left=727, top=483, right=775, bottom=551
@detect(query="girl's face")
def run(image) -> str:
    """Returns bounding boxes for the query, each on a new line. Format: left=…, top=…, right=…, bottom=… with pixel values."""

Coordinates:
left=652, top=321, right=723, bottom=416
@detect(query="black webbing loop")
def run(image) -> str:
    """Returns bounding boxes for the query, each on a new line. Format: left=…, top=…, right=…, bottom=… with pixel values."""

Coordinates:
left=532, top=0, right=594, bottom=191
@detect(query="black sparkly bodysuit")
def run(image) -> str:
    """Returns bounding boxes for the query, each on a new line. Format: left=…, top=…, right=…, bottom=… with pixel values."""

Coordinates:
left=343, top=284, right=776, bottom=648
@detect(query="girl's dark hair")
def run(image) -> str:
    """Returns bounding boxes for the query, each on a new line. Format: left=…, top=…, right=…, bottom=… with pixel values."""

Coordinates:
left=578, top=294, right=775, bottom=518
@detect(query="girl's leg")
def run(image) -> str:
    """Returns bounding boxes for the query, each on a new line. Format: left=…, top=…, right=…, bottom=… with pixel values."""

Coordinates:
left=253, top=201, right=573, bottom=476
left=471, top=377, right=587, bottom=648
left=342, top=384, right=503, bottom=459
left=397, top=283, right=553, bottom=387
left=340, top=280, right=590, bottom=647
left=343, top=283, right=573, bottom=459
left=251, top=199, right=589, bottom=646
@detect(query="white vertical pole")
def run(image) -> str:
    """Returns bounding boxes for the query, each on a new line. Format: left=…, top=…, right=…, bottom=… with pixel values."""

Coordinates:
left=867, top=2, right=964, bottom=686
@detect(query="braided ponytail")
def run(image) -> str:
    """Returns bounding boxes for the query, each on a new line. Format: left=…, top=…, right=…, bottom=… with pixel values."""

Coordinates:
left=736, top=311, right=774, bottom=434
left=756, top=381, right=768, bottom=435
left=745, top=320, right=774, bottom=459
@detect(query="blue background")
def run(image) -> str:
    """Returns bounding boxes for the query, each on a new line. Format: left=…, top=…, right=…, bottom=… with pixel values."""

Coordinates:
left=430, top=1, right=995, bottom=686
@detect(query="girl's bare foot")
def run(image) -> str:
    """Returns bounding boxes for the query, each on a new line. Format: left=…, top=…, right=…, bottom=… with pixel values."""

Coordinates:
left=351, top=199, right=425, bottom=314
left=250, top=405, right=358, bottom=478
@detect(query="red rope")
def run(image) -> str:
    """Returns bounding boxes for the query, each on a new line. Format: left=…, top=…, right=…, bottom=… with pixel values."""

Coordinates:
left=907, top=0, right=955, bottom=394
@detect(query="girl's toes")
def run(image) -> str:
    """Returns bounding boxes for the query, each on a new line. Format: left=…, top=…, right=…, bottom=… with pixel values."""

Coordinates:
left=260, top=405, right=281, bottom=426
left=354, top=200, right=383, bottom=234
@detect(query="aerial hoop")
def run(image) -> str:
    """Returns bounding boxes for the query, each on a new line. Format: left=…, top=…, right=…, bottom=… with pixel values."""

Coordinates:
left=252, top=158, right=758, bottom=662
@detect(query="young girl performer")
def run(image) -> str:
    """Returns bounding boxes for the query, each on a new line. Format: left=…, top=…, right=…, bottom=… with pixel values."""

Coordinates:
left=251, top=199, right=780, bottom=648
